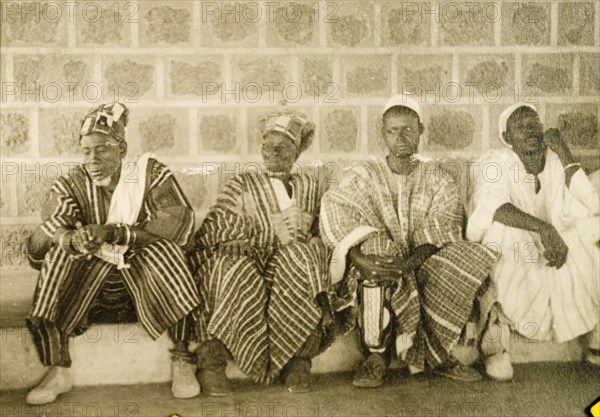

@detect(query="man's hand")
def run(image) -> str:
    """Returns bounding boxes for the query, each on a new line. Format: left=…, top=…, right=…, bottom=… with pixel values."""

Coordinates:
left=72, top=222, right=113, bottom=255
left=219, top=240, right=253, bottom=258
left=83, top=223, right=114, bottom=244
left=544, top=128, right=574, bottom=164
left=69, top=230, right=91, bottom=255
left=348, top=246, right=405, bottom=285
left=539, top=223, right=569, bottom=268
left=70, top=225, right=94, bottom=255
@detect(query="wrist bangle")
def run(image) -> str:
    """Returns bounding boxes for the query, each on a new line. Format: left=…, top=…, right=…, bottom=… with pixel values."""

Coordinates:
left=111, top=223, right=135, bottom=246
left=122, top=224, right=132, bottom=246
left=564, top=162, right=581, bottom=171
left=124, top=225, right=137, bottom=247
left=109, top=223, right=117, bottom=243
left=129, top=228, right=137, bottom=247
left=111, top=223, right=124, bottom=245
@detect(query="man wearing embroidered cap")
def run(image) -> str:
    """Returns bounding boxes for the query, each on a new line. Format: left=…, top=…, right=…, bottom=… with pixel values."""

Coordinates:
left=25, top=102, right=202, bottom=403
left=320, top=95, right=499, bottom=387
left=467, top=104, right=600, bottom=380
left=191, top=109, right=336, bottom=394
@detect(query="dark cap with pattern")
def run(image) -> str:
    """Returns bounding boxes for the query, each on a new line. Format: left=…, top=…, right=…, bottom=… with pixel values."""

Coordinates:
left=261, top=111, right=315, bottom=151
left=80, top=102, right=129, bottom=142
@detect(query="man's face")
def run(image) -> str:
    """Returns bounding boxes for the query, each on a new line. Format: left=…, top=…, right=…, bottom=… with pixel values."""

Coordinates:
left=80, top=133, right=126, bottom=183
left=261, top=131, right=298, bottom=173
left=504, top=110, right=545, bottom=157
left=382, top=110, right=423, bottom=158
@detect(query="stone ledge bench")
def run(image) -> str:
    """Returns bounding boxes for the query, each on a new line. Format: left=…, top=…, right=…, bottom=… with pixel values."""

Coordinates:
left=0, top=268, right=586, bottom=391
left=2, top=157, right=597, bottom=391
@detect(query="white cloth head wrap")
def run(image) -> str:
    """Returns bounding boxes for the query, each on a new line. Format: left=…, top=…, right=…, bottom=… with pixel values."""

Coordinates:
left=498, top=103, right=537, bottom=147
left=383, top=94, right=423, bottom=121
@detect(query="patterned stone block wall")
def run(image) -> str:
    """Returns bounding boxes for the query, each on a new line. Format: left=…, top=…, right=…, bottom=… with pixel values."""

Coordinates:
left=1, top=0, right=599, bottom=268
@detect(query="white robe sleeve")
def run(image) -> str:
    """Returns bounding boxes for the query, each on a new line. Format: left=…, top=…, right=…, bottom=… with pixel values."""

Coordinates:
left=466, top=151, right=513, bottom=242
left=565, top=169, right=600, bottom=215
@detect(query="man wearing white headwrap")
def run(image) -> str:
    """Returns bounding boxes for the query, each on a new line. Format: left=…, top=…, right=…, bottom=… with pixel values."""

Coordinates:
left=467, top=104, right=600, bottom=381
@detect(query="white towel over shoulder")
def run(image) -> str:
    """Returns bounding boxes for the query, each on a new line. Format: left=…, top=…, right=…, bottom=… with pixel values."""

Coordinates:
left=96, top=153, right=152, bottom=269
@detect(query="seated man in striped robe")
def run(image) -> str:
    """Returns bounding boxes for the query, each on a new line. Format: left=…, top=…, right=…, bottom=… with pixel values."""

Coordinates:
left=25, top=103, right=201, bottom=404
left=467, top=104, right=600, bottom=381
left=191, top=110, right=335, bottom=395
left=319, top=95, right=499, bottom=388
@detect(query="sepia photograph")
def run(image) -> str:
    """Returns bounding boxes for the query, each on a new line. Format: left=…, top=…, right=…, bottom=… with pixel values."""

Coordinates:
left=0, top=1, right=599, bottom=416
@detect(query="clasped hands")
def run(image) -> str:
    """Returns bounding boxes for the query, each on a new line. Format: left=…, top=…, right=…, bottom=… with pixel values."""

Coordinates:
left=348, top=246, right=409, bottom=285
left=69, top=222, right=115, bottom=256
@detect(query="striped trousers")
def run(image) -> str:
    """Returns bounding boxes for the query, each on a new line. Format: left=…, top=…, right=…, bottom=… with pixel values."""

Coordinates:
left=356, top=241, right=498, bottom=370
left=27, top=273, right=195, bottom=367
left=196, top=241, right=331, bottom=384
left=27, top=239, right=200, bottom=367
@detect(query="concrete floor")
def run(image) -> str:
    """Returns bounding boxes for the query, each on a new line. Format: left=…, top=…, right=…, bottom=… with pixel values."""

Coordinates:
left=1, top=362, right=598, bottom=417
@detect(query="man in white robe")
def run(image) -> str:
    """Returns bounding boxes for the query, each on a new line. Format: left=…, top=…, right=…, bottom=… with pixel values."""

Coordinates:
left=467, top=103, right=600, bottom=381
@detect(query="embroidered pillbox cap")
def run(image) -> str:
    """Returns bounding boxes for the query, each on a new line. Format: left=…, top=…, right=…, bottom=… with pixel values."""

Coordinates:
left=262, top=113, right=310, bottom=149
left=80, top=102, right=129, bottom=142
left=383, top=94, right=423, bottom=121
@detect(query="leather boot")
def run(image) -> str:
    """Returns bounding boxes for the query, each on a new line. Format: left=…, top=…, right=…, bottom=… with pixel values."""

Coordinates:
left=284, top=357, right=312, bottom=393
left=196, top=339, right=232, bottom=396
left=171, top=349, right=200, bottom=398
